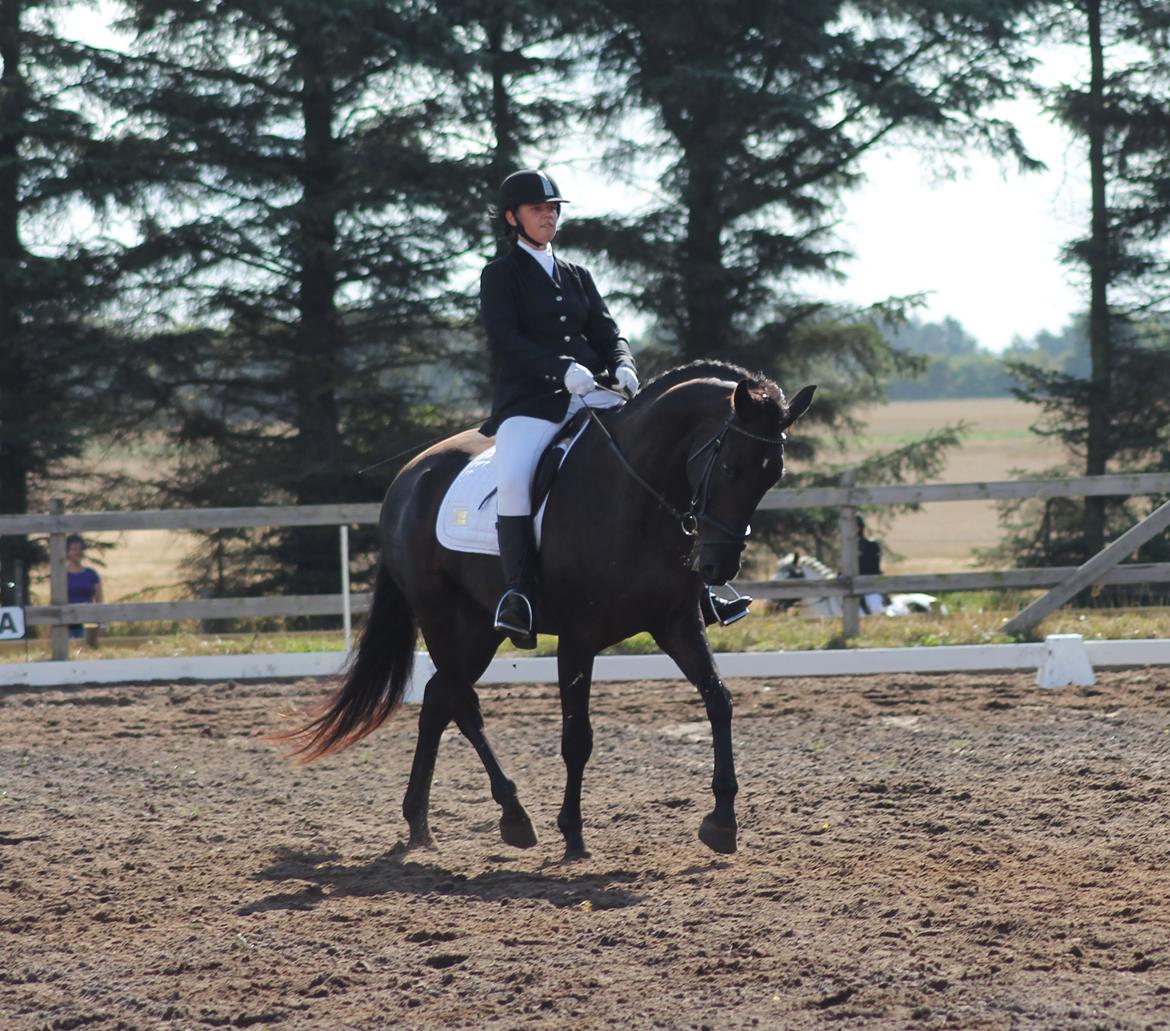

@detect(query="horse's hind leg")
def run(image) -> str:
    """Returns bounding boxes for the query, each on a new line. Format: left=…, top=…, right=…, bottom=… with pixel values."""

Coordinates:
left=449, top=680, right=538, bottom=849
left=400, top=598, right=495, bottom=849
left=415, top=602, right=537, bottom=849
left=401, top=674, right=453, bottom=849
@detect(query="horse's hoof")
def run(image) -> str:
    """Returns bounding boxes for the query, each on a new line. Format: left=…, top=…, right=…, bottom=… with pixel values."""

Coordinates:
left=407, top=829, right=436, bottom=851
left=499, top=811, right=538, bottom=849
left=561, top=846, right=592, bottom=863
left=698, top=814, right=738, bottom=854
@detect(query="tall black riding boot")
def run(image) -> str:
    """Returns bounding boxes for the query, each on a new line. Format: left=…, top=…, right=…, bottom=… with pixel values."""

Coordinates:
left=494, top=515, right=539, bottom=648
left=700, top=587, right=753, bottom=627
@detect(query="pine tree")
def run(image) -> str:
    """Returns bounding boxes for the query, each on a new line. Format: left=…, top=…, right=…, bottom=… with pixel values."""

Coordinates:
left=104, top=0, right=481, bottom=598
left=1003, top=0, right=1170, bottom=570
left=0, top=0, right=143, bottom=604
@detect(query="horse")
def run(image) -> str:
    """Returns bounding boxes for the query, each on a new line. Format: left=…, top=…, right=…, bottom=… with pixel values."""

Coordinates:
left=772, top=552, right=944, bottom=618
left=283, top=361, right=815, bottom=858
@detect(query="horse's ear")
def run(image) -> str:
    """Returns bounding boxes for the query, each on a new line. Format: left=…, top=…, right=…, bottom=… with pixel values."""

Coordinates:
left=732, top=379, right=770, bottom=416
left=780, top=384, right=816, bottom=428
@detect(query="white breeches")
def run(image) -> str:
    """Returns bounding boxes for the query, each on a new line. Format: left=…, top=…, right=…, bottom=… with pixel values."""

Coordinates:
left=495, top=388, right=624, bottom=516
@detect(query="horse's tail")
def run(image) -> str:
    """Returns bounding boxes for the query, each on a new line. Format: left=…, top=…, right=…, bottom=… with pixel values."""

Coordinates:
left=282, top=564, right=418, bottom=762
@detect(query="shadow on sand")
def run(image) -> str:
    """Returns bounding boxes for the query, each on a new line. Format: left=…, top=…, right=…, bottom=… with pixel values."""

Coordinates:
left=239, top=844, right=644, bottom=915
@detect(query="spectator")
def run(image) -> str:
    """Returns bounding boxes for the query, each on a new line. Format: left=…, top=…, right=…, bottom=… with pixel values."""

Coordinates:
left=857, top=516, right=885, bottom=615
left=65, top=534, right=103, bottom=643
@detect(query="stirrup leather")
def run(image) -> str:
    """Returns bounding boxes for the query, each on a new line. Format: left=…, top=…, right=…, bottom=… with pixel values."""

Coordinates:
left=494, top=588, right=535, bottom=637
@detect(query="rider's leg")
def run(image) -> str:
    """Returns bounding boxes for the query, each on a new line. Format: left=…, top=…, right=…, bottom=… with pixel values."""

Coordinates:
left=494, top=515, right=539, bottom=646
left=494, top=414, right=565, bottom=646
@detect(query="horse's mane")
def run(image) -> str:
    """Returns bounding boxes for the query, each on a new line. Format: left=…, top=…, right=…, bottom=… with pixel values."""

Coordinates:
left=621, top=360, right=787, bottom=430
left=639, top=360, right=755, bottom=401
left=775, top=552, right=836, bottom=580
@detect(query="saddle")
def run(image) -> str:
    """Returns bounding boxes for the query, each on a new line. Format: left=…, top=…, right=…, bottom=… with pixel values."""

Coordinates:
left=435, top=409, right=592, bottom=556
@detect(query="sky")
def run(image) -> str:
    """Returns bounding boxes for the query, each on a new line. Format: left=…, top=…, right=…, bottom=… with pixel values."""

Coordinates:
left=812, top=106, right=1088, bottom=354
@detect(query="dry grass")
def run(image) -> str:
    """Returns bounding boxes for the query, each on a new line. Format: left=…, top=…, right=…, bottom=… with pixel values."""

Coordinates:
left=840, top=397, right=1066, bottom=573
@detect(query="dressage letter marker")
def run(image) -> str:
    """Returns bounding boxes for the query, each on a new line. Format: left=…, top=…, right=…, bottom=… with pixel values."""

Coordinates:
left=0, top=606, right=26, bottom=640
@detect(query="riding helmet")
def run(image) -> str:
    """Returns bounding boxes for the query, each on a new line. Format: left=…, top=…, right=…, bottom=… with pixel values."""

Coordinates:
left=498, top=169, right=570, bottom=210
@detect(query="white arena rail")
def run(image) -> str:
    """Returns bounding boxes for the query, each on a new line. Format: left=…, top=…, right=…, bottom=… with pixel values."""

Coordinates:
left=3, top=635, right=1169, bottom=691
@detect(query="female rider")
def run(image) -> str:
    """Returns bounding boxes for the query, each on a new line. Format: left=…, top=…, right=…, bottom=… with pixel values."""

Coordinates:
left=480, top=169, right=749, bottom=647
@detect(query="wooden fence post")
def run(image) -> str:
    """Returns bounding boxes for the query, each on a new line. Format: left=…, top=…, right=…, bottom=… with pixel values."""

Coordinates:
left=48, top=499, right=69, bottom=661
left=1003, top=495, right=1170, bottom=637
left=838, top=471, right=860, bottom=639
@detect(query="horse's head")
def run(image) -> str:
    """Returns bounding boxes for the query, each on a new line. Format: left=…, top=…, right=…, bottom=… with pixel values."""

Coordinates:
left=685, top=377, right=816, bottom=586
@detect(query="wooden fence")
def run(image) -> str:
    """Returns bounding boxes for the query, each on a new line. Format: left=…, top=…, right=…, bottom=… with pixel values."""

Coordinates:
left=3, top=471, right=1170, bottom=660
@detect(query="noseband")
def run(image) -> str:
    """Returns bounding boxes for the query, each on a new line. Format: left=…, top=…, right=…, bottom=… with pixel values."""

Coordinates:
left=586, top=407, right=786, bottom=563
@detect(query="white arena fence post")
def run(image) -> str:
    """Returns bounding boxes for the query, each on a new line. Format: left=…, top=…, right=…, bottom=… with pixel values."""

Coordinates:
left=340, top=524, right=352, bottom=652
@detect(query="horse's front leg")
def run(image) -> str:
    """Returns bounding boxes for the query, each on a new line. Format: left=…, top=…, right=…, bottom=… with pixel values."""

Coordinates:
left=556, top=639, right=596, bottom=860
left=653, top=612, right=738, bottom=854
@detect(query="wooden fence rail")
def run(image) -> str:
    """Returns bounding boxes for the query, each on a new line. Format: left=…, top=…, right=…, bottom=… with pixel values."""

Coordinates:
left=4, top=471, right=1170, bottom=658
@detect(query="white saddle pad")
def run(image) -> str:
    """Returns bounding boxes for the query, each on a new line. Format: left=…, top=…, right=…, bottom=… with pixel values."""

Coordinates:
left=436, top=421, right=589, bottom=556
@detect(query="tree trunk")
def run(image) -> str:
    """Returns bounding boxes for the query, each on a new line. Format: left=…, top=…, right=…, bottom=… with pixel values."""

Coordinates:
left=292, top=27, right=346, bottom=592
left=486, top=13, right=521, bottom=238
left=680, top=157, right=731, bottom=361
left=0, top=0, right=34, bottom=601
left=1083, top=0, right=1110, bottom=559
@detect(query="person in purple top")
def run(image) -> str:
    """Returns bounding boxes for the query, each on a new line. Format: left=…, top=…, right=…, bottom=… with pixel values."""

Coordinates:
left=65, top=535, right=103, bottom=641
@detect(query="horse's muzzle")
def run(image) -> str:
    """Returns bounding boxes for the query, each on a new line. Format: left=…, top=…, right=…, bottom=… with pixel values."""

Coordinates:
left=697, top=545, right=743, bottom=586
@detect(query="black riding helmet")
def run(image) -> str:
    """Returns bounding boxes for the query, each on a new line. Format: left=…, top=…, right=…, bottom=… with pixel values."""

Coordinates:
left=500, top=169, right=570, bottom=208
left=495, top=169, right=569, bottom=243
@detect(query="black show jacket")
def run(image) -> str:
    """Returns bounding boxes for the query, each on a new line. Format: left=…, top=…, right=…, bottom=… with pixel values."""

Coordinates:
left=479, top=245, right=636, bottom=435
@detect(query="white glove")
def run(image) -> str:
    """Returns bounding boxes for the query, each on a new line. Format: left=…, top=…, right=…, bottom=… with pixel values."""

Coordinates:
left=563, top=361, right=596, bottom=396
left=615, top=366, right=640, bottom=397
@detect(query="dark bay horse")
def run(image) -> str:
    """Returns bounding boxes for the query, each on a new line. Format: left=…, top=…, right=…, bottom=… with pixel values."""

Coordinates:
left=285, top=362, right=815, bottom=857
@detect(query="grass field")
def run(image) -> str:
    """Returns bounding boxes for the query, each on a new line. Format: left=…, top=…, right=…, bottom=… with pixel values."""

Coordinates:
left=28, top=397, right=1066, bottom=607
left=842, top=396, right=1065, bottom=573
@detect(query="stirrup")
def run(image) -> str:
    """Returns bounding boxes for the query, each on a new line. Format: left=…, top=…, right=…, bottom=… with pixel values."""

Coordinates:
left=709, top=585, right=752, bottom=627
left=494, top=589, right=536, bottom=646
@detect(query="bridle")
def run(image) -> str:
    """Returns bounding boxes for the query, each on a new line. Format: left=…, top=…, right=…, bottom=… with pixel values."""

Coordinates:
left=586, top=405, right=787, bottom=563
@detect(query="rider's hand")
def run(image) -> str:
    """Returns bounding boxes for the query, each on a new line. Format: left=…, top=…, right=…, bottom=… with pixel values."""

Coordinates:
left=563, top=361, right=596, bottom=396
left=615, top=366, right=640, bottom=397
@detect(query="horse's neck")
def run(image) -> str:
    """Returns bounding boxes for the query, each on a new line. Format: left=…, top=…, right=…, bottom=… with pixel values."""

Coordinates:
left=803, top=557, right=835, bottom=579
left=578, top=380, right=732, bottom=528
left=615, top=380, right=729, bottom=467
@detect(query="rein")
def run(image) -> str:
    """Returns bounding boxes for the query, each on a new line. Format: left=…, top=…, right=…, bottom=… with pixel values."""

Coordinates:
left=585, top=402, right=787, bottom=549
left=586, top=407, right=700, bottom=535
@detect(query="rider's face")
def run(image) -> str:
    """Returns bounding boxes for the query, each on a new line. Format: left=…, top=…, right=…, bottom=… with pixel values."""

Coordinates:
left=507, top=202, right=560, bottom=246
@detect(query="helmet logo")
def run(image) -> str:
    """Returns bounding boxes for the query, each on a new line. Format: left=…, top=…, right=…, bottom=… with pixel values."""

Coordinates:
left=537, top=171, right=555, bottom=197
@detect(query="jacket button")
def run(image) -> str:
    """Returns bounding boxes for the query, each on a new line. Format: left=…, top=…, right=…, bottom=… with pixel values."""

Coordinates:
left=563, top=335, right=571, bottom=342
left=556, top=295, right=563, bottom=302
left=559, top=315, right=567, bottom=322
